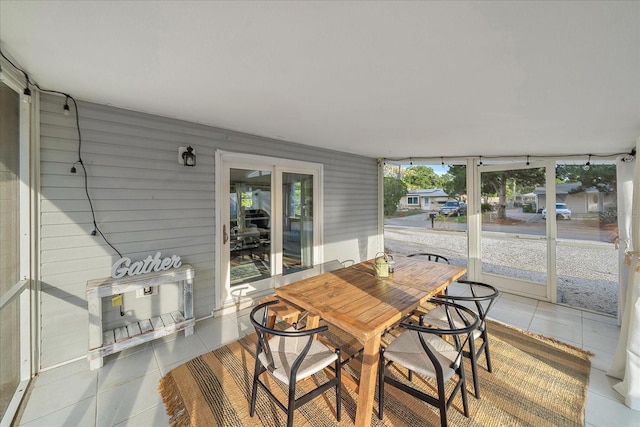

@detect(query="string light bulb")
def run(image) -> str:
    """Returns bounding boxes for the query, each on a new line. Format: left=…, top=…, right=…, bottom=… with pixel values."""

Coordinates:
left=526, top=155, right=530, bottom=166
left=441, top=157, right=444, bottom=166
left=479, top=156, right=483, bottom=166
left=622, top=149, right=636, bottom=163
left=63, top=96, right=70, bottom=116
left=583, top=155, right=591, bottom=171
left=70, top=160, right=80, bottom=174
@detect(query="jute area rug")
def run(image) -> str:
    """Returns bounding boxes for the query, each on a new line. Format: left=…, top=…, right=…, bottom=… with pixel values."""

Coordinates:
left=159, top=320, right=592, bottom=426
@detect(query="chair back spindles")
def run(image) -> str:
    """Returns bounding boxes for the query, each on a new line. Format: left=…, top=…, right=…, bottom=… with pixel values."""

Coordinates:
left=407, top=252, right=451, bottom=264
left=427, top=280, right=500, bottom=399
left=380, top=300, right=479, bottom=427
left=249, top=299, right=341, bottom=427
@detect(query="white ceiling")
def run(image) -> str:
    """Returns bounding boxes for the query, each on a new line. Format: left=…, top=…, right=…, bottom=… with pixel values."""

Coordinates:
left=1, top=1, right=638, bottom=160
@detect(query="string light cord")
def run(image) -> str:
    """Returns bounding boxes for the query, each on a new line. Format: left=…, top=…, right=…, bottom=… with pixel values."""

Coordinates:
left=1, top=49, right=123, bottom=258
left=0, top=49, right=29, bottom=91
left=384, top=151, right=635, bottom=165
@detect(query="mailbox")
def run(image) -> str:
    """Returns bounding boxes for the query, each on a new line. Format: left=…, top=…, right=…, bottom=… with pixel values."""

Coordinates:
left=428, top=212, right=437, bottom=228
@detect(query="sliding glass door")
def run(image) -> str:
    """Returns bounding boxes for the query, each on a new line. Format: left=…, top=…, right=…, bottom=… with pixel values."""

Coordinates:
left=282, top=172, right=314, bottom=274
left=217, top=152, right=322, bottom=309
left=228, top=167, right=272, bottom=287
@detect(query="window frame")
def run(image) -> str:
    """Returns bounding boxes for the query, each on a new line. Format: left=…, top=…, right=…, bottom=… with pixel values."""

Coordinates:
left=0, top=65, right=36, bottom=426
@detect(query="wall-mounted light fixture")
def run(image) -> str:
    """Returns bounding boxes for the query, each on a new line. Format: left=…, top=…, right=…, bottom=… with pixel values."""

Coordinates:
left=178, top=146, right=196, bottom=167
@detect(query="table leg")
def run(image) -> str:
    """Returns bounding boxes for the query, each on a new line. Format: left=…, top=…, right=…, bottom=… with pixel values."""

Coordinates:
left=355, top=333, right=381, bottom=427
left=305, top=313, right=319, bottom=328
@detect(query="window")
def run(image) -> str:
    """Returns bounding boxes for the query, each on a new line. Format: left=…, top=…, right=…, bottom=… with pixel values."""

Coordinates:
left=407, top=196, right=419, bottom=205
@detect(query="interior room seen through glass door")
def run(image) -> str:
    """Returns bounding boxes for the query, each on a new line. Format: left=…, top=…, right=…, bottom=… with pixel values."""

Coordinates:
left=229, top=168, right=272, bottom=286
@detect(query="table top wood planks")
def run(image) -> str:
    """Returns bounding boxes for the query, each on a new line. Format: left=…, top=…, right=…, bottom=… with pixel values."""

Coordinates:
left=275, top=255, right=466, bottom=427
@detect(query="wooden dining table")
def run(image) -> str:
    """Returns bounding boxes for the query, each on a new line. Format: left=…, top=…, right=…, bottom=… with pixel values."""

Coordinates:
left=275, top=255, right=467, bottom=427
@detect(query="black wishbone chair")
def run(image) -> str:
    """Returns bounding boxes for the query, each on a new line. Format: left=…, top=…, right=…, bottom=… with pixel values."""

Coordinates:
left=249, top=299, right=341, bottom=427
left=407, top=252, right=451, bottom=264
left=378, top=299, right=479, bottom=427
left=424, top=280, right=500, bottom=398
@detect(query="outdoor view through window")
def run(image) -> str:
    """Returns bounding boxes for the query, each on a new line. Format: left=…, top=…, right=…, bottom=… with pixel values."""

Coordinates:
left=383, top=162, right=618, bottom=315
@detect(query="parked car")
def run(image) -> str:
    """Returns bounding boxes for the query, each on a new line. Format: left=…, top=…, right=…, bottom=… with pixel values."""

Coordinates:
left=542, top=203, right=572, bottom=219
left=439, top=200, right=467, bottom=216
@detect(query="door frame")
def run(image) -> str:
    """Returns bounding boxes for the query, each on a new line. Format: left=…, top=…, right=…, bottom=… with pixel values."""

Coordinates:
left=467, top=158, right=557, bottom=302
left=0, top=66, right=37, bottom=427
left=214, top=150, right=324, bottom=310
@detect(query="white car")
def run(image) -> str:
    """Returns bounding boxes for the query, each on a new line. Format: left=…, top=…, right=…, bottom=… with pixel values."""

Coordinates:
left=542, top=203, right=572, bottom=220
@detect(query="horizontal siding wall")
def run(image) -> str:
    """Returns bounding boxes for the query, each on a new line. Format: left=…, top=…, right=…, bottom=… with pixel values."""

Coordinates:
left=38, top=94, right=379, bottom=368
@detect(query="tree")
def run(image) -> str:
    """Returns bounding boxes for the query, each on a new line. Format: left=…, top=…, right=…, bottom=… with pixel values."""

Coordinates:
left=383, top=177, right=407, bottom=216
left=555, top=164, right=616, bottom=194
left=402, top=165, right=443, bottom=189
left=441, top=165, right=466, bottom=199
left=482, top=168, right=545, bottom=219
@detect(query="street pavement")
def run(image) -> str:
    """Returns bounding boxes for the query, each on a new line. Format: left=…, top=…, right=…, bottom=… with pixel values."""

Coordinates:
left=385, top=209, right=616, bottom=243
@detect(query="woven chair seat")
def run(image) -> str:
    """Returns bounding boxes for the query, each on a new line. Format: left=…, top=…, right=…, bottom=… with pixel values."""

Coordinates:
left=258, top=329, right=338, bottom=384
left=384, top=329, right=459, bottom=381
left=423, top=305, right=484, bottom=340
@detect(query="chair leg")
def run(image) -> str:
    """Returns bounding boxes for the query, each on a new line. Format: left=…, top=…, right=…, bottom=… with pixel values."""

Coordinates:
left=483, top=330, right=493, bottom=373
left=459, top=361, right=470, bottom=418
left=335, top=349, right=342, bottom=422
left=468, top=337, right=481, bottom=399
left=436, top=376, right=448, bottom=427
left=250, top=357, right=262, bottom=417
left=287, top=382, right=296, bottom=427
left=378, top=348, right=385, bottom=419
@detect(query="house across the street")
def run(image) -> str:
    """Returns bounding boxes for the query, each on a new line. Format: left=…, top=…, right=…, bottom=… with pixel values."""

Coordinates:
left=534, top=182, right=615, bottom=215
left=398, top=189, right=449, bottom=211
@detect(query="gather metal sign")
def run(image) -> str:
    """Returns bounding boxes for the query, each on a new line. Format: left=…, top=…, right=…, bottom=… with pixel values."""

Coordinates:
left=111, top=252, right=182, bottom=279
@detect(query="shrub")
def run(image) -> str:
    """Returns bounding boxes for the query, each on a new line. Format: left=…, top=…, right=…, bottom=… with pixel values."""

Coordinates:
left=599, top=205, right=617, bottom=224
left=481, top=202, right=494, bottom=213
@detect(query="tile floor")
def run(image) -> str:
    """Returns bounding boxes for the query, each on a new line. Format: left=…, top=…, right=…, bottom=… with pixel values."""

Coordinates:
left=15, top=292, right=639, bottom=426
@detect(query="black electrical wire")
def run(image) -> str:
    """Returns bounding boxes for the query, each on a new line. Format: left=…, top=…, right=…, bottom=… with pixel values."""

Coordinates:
left=1, top=49, right=123, bottom=258
left=384, top=150, right=634, bottom=165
